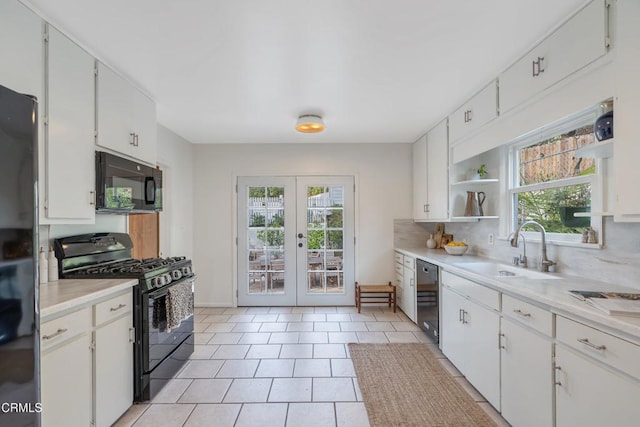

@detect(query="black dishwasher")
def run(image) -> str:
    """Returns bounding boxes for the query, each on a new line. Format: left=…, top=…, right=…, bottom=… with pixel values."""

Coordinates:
left=416, top=259, right=439, bottom=343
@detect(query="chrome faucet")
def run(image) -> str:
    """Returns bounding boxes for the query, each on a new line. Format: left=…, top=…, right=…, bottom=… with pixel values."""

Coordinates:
left=511, top=233, right=527, bottom=268
left=510, top=220, right=555, bottom=272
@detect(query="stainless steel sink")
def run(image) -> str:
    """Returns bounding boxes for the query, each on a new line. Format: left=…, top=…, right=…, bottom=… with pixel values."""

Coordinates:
left=450, top=261, right=561, bottom=280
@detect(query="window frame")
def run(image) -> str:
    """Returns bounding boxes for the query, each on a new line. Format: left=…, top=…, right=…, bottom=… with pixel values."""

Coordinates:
left=507, top=107, right=604, bottom=246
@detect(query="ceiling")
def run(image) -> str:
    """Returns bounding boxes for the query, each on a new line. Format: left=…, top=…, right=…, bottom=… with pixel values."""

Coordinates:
left=22, top=0, right=588, bottom=144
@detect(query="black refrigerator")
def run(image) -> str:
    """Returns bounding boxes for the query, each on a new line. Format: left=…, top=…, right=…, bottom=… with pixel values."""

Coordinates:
left=0, top=83, right=40, bottom=426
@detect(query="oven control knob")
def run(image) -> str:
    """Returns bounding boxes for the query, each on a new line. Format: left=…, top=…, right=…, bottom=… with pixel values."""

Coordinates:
left=154, top=276, right=165, bottom=287
left=172, top=270, right=182, bottom=280
left=182, top=266, right=192, bottom=276
left=164, top=273, right=172, bottom=284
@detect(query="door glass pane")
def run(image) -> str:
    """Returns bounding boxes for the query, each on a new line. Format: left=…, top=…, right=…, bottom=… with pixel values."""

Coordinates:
left=247, top=186, right=285, bottom=294
left=305, top=185, right=345, bottom=294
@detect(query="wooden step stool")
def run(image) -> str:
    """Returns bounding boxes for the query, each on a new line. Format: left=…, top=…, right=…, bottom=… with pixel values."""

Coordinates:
left=355, top=281, right=396, bottom=313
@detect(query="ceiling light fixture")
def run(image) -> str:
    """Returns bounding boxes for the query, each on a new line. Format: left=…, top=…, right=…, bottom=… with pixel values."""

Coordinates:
left=295, top=114, right=325, bottom=133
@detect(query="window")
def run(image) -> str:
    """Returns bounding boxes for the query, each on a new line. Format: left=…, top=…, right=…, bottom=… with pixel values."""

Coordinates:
left=508, top=105, right=605, bottom=244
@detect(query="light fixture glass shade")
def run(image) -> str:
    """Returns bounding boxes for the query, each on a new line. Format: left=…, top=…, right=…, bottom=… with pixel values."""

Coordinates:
left=296, top=115, right=325, bottom=133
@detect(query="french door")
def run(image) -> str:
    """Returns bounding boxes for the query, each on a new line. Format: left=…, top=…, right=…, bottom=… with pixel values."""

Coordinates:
left=237, top=176, right=355, bottom=306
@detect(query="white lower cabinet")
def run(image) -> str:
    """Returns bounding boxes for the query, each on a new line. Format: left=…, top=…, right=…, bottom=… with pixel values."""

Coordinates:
left=94, top=294, right=134, bottom=427
left=41, top=308, right=93, bottom=427
left=555, top=315, right=640, bottom=427
left=399, top=255, right=416, bottom=322
left=41, top=289, right=133, bottom=427
left=440, top=280, right=500, bottom=409
left=500, top=317, right=553, bottom=427
left=555, top=345, right=640, bottom=427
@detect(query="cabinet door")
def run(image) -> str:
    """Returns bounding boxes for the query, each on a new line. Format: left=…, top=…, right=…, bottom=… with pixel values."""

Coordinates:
left=96, top=62, right=157, bottom=165
left=426, top=119, right=448, bottom=220
left=41, top=334, right=93, bottom=427
left=613, top=0, right=640, bottom=219
left=440, top=286, right=466, bottom=373
left=463, top=298, right=500, bottom=410
left=500, top=318, right=553, bottom=427
left=500, top=0, right=607, bottom=113
left=132, top=89, right=157, bottom=165
left=45, top=25, right=95, bottom=221
left=412, top=135, right=428, bottom=220
left=555, top=345, right=640, bottom=427
left=449, top=82, right=497, bottom=144
left=402, top=266, right=416, bottom=322
left=95, top=314, right=133, bottom=427
left=0, top=0, right=43, bottom=97
left=96, top=62, right=135, bottom=156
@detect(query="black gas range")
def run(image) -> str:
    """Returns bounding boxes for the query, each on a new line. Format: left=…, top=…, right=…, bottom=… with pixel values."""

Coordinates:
left=54, top=232, right=195, bottom=402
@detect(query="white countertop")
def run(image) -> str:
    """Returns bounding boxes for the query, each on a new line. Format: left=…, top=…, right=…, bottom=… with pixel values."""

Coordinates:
left=395, top=246, right=640, bottom=345
left=40, top=278, right=137, bottom=321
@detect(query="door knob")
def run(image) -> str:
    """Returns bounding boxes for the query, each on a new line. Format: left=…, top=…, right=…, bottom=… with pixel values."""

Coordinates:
left=298, top=243, right=303, bottom=248
left=298, top=233, right=306, bottom=239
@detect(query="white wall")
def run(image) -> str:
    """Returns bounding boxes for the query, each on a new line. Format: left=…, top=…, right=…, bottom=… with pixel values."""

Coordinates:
left=192, top=143, right=413, bottom=307
left=156, top=125, right=195, bottom=259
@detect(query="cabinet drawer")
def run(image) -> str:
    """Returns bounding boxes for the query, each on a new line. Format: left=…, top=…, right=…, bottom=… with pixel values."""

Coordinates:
left=502, top=294, right=552, bottom=336
left=556, top=315, right=640, bottom=380
left=395, top=262, right=404, bottom=276
left=441, top=271, right=499, bottom=311
left=394, top=276, right=402, bottom=289
left=403, top=256, right=415, bottom=270
left=41, top=307, right=91, bottom=351
left=95, top=291, right=132, bottom=326
left=394, top=252, right=403, bottom=264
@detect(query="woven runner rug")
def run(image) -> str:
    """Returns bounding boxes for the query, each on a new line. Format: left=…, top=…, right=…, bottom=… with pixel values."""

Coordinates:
left=348, top=343, right=496, bottom=427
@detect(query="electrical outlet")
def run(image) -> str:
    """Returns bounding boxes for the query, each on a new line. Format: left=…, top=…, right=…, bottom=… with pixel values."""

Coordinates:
left=488, top=233, right=495, bottom=246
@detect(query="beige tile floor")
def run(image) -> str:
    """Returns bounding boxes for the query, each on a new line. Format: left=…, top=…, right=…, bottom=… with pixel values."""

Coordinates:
left=115, top=306, right=509, bottom=427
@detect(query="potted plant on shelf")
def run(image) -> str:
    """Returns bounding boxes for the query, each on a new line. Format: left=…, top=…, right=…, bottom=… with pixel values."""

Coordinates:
left=469, top=164, right=488, bottom=181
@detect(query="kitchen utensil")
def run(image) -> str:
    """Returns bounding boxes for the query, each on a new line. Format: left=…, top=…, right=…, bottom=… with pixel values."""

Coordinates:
left=464, top=191, right=485, bottom=217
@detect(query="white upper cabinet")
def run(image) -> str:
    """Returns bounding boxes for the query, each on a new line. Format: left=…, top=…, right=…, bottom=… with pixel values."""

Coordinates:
left=426, top=120, right=449, bottom=220
left=449, top=81, right=498, bottom=145
left=613, top=0, right=640, bottom=220
left=96, top=62, right=157, bottom=165
left=412, top=134, right=428, bottom=220
left=412, top=120, right=449, bottom=221
left=0, top=0, right=43, bottom=98
left=499, top=0, right=609, bottom=114
left=43, top=25, right=95, bottom=222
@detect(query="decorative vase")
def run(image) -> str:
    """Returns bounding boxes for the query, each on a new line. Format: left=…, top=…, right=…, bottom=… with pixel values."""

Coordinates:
left=427, top=234, right=436, bottom=249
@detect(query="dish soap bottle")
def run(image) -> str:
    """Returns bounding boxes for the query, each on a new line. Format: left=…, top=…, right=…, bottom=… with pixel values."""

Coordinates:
left=48, top=247, right=59, bottom=282
left=39, top=247, right=48, bottom=284
left=427, top=234, right=436, bottom=249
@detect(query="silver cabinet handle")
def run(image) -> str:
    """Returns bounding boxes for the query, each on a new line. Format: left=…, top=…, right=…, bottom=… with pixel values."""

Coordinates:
left=577, top=338, right=606, bottom=351
left=554, top=366, right=562, bottom=386
left=499, top=333, right=505, bottom=350
left=532, top=56, right=545, bottom=77
left=43, top=328, right=68, bottom=340
left=89, top=190, right=95, bottom=206
left=513, top=309, right=531, bottom=318
left=134, top=133, right=140, bottom=147
left=130, top=132, right=136, bottom=145
left=459, top=309, right=464, bottom=323
left=110, top=303, right=127, bottom=312
left=461, top=310, right=468, bottom=324
left=129, top=327, right=135, bottom=343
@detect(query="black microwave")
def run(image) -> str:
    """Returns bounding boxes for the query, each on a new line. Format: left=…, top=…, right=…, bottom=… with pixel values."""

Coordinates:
left=95, top=151, right=162, bottom=213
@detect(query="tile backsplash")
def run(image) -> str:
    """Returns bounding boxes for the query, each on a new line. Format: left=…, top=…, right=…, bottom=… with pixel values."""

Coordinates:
left=394, top=217, right=640, bottom=290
